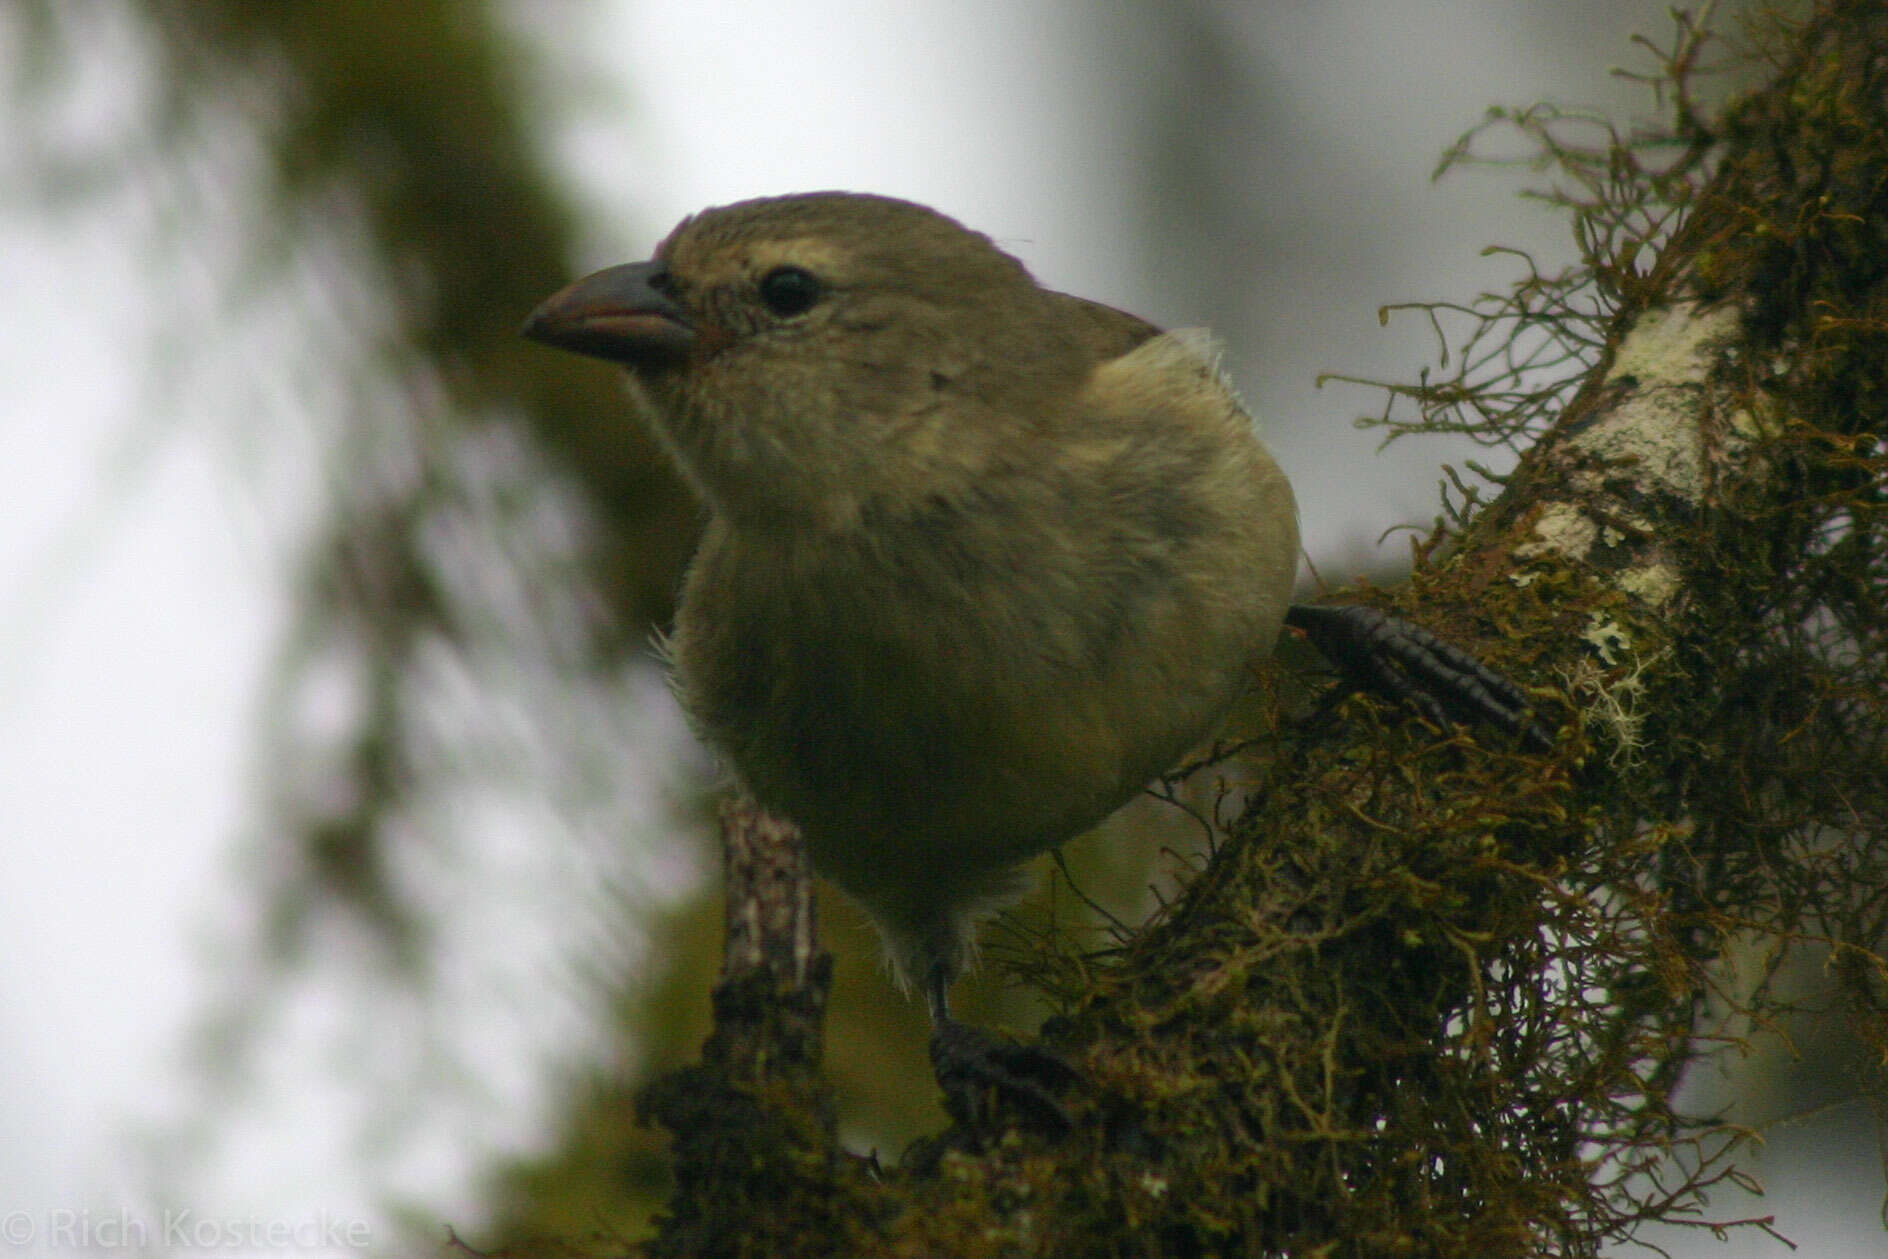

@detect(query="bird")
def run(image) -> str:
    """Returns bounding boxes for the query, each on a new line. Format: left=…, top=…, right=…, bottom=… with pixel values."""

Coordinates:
left=523, top=192, right=1539, bottom=1126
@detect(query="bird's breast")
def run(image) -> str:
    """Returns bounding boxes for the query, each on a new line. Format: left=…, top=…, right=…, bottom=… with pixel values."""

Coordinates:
left=668, top=463, right=1277, bottom=884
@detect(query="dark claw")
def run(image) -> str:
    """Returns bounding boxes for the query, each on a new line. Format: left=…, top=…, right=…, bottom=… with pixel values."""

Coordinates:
left=1285, top=604, right=1553, bottom=752
left=930, top=1018, right=1080, bottom=1139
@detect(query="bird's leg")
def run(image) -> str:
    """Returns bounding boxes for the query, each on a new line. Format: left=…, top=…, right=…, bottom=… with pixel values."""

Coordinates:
left=1285, top=603, right=1552, bottom=752
left=924, top=959, right=1079, bottom=1138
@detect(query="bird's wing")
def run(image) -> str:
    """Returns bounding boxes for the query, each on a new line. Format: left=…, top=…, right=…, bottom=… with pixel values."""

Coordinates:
left=1045, top=291, right=1163, bottom=362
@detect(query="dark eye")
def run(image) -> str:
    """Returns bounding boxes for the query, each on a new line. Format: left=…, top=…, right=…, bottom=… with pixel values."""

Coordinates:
left=758, top=266, right=821, bottom=316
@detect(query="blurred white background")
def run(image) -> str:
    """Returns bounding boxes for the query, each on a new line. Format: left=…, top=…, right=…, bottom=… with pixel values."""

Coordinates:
left=2, top=2, right=1879, bottom=1255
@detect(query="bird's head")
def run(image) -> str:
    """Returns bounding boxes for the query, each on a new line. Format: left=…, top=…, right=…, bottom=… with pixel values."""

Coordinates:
left=525, top=192, right=1089, bottom=529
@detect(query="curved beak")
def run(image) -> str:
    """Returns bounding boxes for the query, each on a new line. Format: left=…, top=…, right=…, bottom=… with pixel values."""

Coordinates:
left=522, top=260, right=696, bottom=369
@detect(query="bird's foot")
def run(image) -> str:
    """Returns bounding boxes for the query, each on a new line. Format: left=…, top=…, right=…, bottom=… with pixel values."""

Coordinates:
left=1286, top=603, right=1552, bottom=751
left=929, top=1017, right=1081, bottom=1140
